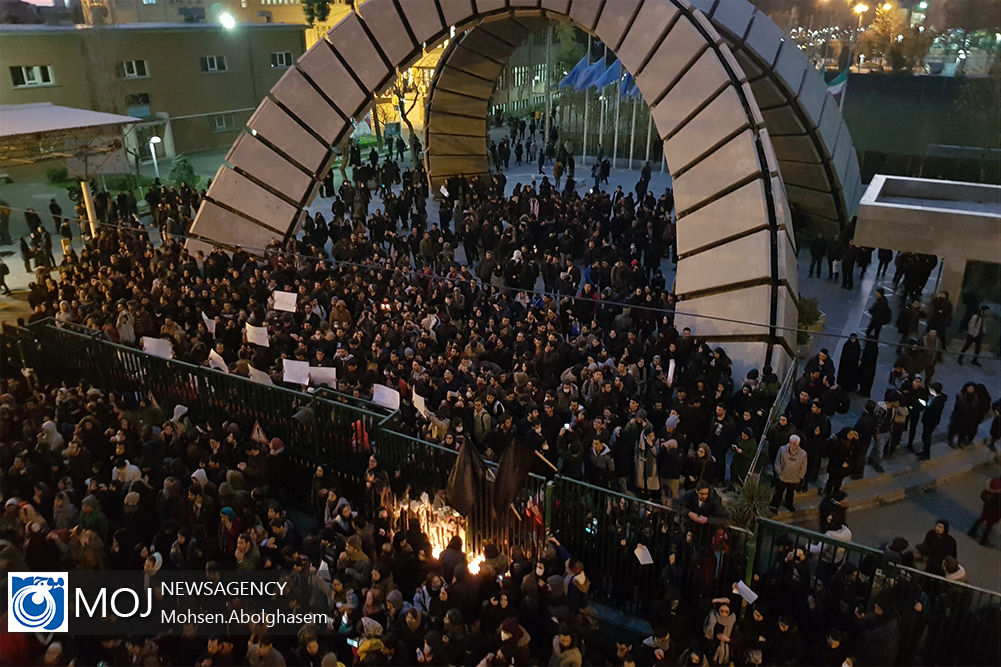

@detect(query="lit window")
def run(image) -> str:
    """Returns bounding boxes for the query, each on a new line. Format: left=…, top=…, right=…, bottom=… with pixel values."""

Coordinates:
left=10, top=65, right=53, bottom=87
left=199, top=55, right=227, bottom=73
left=123, top=60, right=149, bottom=78
left=270, top=51, right=293, bottom=68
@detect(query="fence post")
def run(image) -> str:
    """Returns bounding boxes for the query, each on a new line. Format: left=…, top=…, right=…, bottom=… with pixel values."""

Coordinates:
left=544, top=480, right=553, bottom=532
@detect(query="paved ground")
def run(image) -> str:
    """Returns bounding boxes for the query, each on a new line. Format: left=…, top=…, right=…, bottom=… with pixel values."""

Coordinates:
left=811, top=461, right=1001, bottom=591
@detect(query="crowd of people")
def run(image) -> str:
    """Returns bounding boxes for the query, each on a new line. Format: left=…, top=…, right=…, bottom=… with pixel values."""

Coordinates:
left=1, top=121, right=999, bottom=665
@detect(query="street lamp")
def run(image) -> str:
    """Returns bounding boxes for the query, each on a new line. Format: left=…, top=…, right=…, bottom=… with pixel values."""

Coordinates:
left=852, top=3, right=870, bottom=71
left=148, top=136, right=162, bottom=179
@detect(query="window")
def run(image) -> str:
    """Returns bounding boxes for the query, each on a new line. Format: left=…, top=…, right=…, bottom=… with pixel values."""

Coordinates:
left=199, top=55, right=227, bottom=73
left=123, top=59, right=149, bottom=78
left=141, top=0, right=156, bottom=4
left=270, top=51, right=293, bottom=68
left=210, top=113, right=235, bottom=132
left=10, top=65, right=53, bottom=88
left=126, top=93, right=150, bottom=106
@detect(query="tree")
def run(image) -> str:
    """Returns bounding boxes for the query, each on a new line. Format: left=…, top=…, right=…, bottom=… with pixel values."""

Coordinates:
left=168, top=156, right=200, bottom=188
left=301, top=0, right=330, bottom=26
left=858, top=5, right=906, bottom=66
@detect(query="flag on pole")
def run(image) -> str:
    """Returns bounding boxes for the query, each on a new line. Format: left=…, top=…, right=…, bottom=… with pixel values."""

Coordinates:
left=827, top=68, right=848, bottom=109
left=594, top=59, right=622, bottom=89
left=558, top=54, right=589, bottom=89
left=574, top=60, right=605, bottom=91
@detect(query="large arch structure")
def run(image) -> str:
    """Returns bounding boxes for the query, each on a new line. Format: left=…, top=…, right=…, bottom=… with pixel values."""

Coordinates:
left=187, top=0, right=862, bottom=373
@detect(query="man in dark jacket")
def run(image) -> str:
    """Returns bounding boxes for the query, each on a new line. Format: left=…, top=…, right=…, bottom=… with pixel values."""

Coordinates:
left=808, top=234, right=827, bottom=278
left=865, top=289, right=892, bottom=339
left=919, top=382, right=947, bottom=461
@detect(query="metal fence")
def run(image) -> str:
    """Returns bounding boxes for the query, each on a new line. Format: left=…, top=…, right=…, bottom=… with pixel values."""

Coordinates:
left=752, top=518, right=1001, bottom=666
left=747, top=361, right=799, bottom=481
left=7, top=322, right=996, bottom=629
left=5, top=321, right=386, bottom=506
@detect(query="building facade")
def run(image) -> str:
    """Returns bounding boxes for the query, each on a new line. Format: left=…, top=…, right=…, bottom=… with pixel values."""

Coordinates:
left=0, top=23, right=306, bottom=161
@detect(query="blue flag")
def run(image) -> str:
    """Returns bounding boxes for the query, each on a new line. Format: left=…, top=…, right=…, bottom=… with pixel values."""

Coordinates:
left=558, top=55, right=589, bottom=89
left=574, top=60, right=605, bottom=91
left=594, top=60, right=622, bottom=88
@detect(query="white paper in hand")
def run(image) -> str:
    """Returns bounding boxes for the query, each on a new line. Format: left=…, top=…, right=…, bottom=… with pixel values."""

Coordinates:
left=282, top=359, right=310, bottom=385
left=208, top=348, right=228, bottom=373
left=667, top=358, right=676, bottom=387
left=412, top=389, right=428, bottom=417
left=245, top=324, right=270, bottom=347
left=733, top=580, right=759, bottom=605
left=141, top=337, right=173, bottom=359
left=309, top=366, right=338, bottom=388
left=372, top=384, right=401, bottom=410
left=633, top=544, right=654, bottom=565
left=248, top=365, right=273, bottom=385
left=272, top=290, right=298, bottom=312
left=440, top=185, right=449, bottom=198
left=202, top=312, right=216, bottom=336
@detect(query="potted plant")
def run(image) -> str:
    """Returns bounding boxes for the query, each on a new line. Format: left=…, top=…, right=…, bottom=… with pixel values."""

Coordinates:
left=796, top=297, right=825, bottom=358
left=726, top=475, right=776, bottom=532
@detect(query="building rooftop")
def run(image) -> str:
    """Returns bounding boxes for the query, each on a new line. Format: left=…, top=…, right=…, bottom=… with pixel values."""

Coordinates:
left=0, top=103, right=137, bottom=138
left=0, top=21, right=306, bottom=33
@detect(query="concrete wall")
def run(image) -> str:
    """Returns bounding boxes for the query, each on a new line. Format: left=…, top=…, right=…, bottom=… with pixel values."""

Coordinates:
left=0, top=24, right=306, bottom=154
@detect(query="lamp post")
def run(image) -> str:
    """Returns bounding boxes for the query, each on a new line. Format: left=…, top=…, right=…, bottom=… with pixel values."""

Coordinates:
left=148, top=136, right=162, bottom=179
left=852, top=3, right=870, bottom=72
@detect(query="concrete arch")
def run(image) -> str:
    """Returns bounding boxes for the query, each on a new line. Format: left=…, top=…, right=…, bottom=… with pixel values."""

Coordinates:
left=187, top=0, right=862, bottom=373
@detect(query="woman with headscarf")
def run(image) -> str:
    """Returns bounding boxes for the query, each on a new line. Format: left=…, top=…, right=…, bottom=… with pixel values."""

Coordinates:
left=635, top=427, right=661, bottom=499
left=837, top=333, right=861, bottom=392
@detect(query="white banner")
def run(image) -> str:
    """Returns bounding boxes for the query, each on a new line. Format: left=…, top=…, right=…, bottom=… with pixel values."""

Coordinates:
left=245, top=324, right=270, bottom=347
left=208, top=348, right=228, bottom=373
left=309, top=366, right=338, bottom=388
left=282, top=359, right=310, bottom=385
left=141, top=337, right=173, bottom=359
left=273, top=290, right=298, bottom=312
left=202, top=312, right=216, bottom=336
left=372, top=383, right=401, bottom=410
left=248, top=365, right=273, bottom=385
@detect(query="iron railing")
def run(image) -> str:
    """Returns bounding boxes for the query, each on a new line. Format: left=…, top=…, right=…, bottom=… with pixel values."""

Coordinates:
left=7, top=322, right=997, bottom=629
left=751, top=518, right=1001, bottom=665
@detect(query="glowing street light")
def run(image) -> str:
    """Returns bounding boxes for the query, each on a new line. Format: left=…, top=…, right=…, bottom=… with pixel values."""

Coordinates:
left=219, top=12, right=236, bottom=29
left=148, top=136, right=162, bottom=179
left=882, top=2, right=892, bottom=11
left=854, top=3, right=870, bottom=15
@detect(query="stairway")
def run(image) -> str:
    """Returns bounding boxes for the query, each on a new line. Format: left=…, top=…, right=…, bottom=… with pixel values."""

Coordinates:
left=771, top=443, right=1000, bottom=524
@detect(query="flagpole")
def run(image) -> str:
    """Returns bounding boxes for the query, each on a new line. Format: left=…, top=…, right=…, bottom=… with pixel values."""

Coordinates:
left=598, top=45, right=607, bottom=162
left=644, top=107, right=652, bottom=163
left=613, top=70, right=622, bottom=167
left=582, top=35, right=591, bottom=163
left=628, top=97, right=637, bottom=170
left=839, top=74, right=847, bottom=111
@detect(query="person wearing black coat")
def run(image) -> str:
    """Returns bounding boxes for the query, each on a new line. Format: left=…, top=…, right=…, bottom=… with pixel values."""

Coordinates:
left=851, top=401, right=877, bottom=479
left=837, top=334, right=861, bottom=393
left=919, top=382, right=947, bottom=460
left=914, top=519, right=957, bottom=576
left=865, top=289, right=892, bottom=338
left=947, top=381, right=982, bottom=448
left=857, top=339, right=879, bottom=398
left=824, top=430, right=855, bottom=497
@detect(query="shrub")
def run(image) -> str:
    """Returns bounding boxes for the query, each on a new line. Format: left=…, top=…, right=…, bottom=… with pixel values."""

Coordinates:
left=46, top=167, right=68, bottom=183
